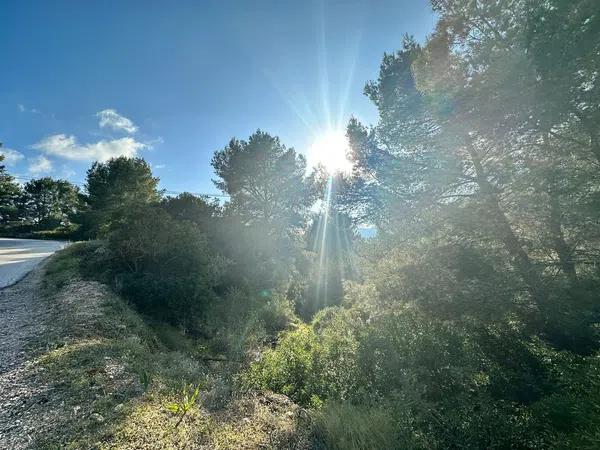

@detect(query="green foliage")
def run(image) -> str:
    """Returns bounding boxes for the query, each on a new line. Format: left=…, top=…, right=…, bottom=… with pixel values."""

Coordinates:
left=139, top=369, right=152, bottom=391
left=203, top=288, right=297, bottom=358
left=161, top=192, right=219, bottom=232
left=165, top=383, right=201, bottom=428
left=43, top=244, right=86, bottom=293
left=245, top=290, right=600, bottom=447
left=244, top=324, right=322, bottom=405
left=106, top=205, right=227, bottom=329
left=258, top=292, right=297, bottom=336
left=0, top=174, right=81, bottom=237
left=0, top=222, right=80, bottom=240
left=308, top=19, right=600, bottom=448
left=299, top=206, right=358, bottom=319
left=210, top=130, right=322, bottom=294
left=82, top=156, right=160, bottom=238
left=312, top=403, right=400, bottom=450
left=0, top=148, right=22, bottom=225
left=248, top=304, right=476, bottom=408
left=214, top=217, right=299, bottom=290
left=212, top=130, right=316, bottom=230
left=4, top=2, right=598, bottom=449
left=340, top=1, right=600, bottom=355
left=20, top=177, right=81, bottom=227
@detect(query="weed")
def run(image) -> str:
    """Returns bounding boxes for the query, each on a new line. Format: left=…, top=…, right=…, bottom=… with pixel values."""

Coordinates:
left=139, top=369, right=152, bottom=391
left=165, top=383, right=202, bottom=428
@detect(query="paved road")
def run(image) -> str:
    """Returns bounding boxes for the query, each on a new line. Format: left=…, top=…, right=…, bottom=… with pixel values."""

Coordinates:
left=0, top=238, right=65, bottom=288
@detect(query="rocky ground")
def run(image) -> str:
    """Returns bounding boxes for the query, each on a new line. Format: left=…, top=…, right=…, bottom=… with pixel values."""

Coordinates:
left=0, top=263, right=55, bottom=448
left=0, top=260, right=143, bottom=449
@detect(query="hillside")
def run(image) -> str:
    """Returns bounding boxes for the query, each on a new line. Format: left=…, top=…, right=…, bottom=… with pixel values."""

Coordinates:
left=0, top=244, right=312, bottom=449
left=1, top=1, right=599, bottom=448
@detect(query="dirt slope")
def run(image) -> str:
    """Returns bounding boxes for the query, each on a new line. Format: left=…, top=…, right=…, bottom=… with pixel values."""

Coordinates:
left=0, top=246, right=311, bottom=449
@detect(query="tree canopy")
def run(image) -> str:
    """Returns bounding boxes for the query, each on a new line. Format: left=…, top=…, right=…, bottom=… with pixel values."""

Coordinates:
left=212, top=130, right=317, bottom=234
left=82, top=156, right=161, bottom=237
left=20, top=177, right=81, bottom=228
left=0, top=147, right=21, bottom=225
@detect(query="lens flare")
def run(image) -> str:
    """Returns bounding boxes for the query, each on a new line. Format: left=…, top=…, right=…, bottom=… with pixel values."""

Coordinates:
left=307, top=131, right=352, bottom=174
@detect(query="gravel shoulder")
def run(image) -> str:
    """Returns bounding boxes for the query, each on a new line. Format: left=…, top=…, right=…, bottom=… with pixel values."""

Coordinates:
left=0, top=262, right=55, bottom=448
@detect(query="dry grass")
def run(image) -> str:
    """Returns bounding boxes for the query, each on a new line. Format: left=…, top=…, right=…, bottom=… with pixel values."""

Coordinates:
left=27, top=243, right=312, bottom=449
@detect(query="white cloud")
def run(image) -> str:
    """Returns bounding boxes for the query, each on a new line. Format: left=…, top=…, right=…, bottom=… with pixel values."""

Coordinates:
left=154, top=164, right=166, bottom=169
left=28, top=155, right=53, bottom=175
left=0, top=148, right=25, bottom=165
left=17, top=103, right=40, bottom=114
left=32, top=134, right=147, bottom=162
left=96, top=109, right=138, bottom=134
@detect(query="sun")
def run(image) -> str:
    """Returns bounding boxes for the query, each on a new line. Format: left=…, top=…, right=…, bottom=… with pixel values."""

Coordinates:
left=307, top=131, right=353, bottom=174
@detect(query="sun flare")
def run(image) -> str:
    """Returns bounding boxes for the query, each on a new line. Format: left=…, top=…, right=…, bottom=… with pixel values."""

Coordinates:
left=307, top=131, right=353, bottom=174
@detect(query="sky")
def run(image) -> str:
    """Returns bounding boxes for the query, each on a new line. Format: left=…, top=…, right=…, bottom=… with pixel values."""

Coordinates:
left=0, top=0, right=436, bottom=195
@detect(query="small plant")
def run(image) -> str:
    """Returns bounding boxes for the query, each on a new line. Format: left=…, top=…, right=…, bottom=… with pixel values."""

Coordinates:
left=165, top=383, right=201, bottom=428
left=139, top=369, right=151, bottom=391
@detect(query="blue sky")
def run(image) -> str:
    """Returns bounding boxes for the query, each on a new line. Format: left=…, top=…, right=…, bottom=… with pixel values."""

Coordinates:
left=0, top=0, right=435, bottom=195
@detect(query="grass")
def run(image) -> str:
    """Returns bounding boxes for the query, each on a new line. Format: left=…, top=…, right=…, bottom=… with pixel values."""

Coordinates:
left=30, top=242, right=311, bottom=449
left=311, top=403, right=400, bottom=450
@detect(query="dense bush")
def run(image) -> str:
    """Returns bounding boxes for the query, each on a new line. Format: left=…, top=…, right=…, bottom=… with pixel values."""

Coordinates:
left=105, top=205, right=227, bottom=330
left=203, top=288, right=297, bottom=358
left=245, top=287, right=600, bottom=448
left=245, top=324, right=324, bottom=405
left=0, top=223, right=79, bottom=240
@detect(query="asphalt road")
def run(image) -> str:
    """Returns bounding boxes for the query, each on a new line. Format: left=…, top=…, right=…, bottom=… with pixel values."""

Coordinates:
left=0, top=238, right=65, bottom=289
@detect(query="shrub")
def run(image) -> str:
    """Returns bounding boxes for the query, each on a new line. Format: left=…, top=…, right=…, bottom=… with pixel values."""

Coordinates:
left=243, top=299, right=578, bottom=448
left=244, top=324, right=324, bottom=405
left=255, top=292, right=297, bottom=336
left=106, top=205, right=227, bottom=331
left=202, top=288, right=297, bottom=359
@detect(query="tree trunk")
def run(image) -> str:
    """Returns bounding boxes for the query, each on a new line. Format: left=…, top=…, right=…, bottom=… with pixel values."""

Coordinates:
left=466, top=143, right=546, bottom=305
left=549, top=195, right=578, bottom=286
left=590, top=133, right=600, bottom=164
